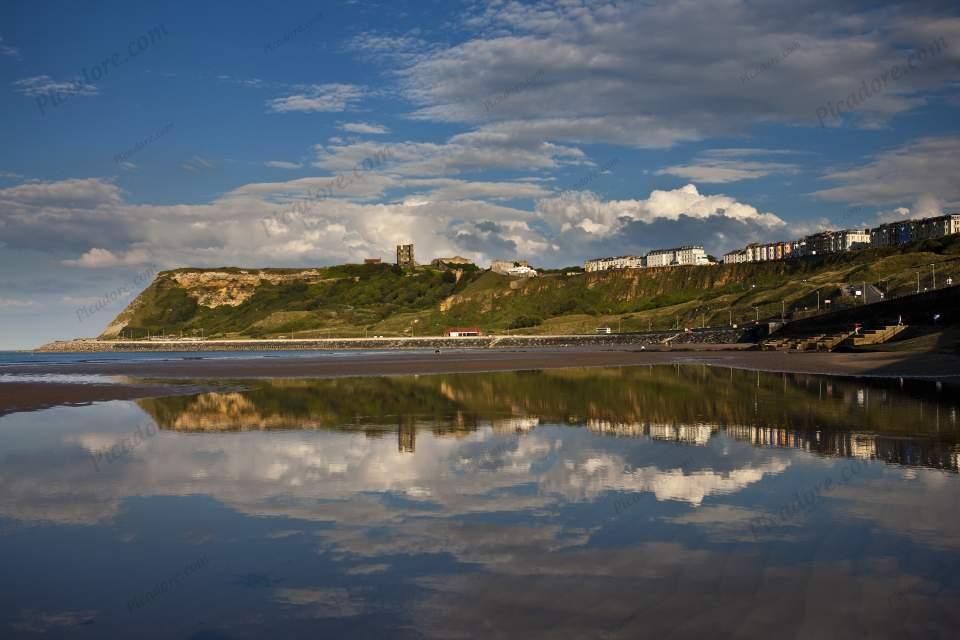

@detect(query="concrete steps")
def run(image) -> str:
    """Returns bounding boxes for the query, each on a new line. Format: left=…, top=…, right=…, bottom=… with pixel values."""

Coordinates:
left=763, top=331, right=854, bottom=352
left=850, top=324, right=908, bottom=346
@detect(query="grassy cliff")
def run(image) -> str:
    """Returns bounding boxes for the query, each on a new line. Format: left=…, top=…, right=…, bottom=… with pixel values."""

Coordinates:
left=102, top=237, right=960, bottom=339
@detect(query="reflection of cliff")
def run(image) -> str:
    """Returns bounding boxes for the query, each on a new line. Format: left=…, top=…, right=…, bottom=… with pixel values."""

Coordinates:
left=430, top=367, right=960, bottom=439
left=137, top=366, right=960, bottom=470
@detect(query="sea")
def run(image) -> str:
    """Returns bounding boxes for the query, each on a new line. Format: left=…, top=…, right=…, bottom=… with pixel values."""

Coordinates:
left=1, top=363, right=958, bottom=637
left=0, top=349, right=418, bottom=367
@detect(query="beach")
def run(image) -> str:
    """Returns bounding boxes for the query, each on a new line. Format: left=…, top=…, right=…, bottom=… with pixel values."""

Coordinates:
left=2, top=345, right=958, bottom=416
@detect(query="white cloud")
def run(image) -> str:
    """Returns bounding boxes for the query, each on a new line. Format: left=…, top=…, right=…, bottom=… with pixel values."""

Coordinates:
left=0, top=174, right=794, bottom=274
left=265, top=160, right=303, bottom=169
left=62, top=248, right=152, bottom=268
left=0, top=37, right=18, bottom=58
left=0, top=297, right=34, bottom=307
left=657, top=149, right=802, bottom=184
left=388, top=0, right=960, bottom=147
left=12, top=75, right=97, bottom=97
left=267, top=84, right=366, bottom=113
left=813, top=136, right=960, bottom=207
left=312, top=136, right=584, bottom=178
left=0, top=178, right=122, bottom=209
left=339, top=122, right=390, bottom=135
left=181, top=156, right=216, bottom=172
left=536, top=184, right=786, bottom=237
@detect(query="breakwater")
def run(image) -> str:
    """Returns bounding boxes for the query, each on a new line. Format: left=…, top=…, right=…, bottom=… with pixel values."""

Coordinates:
left=37, top=327, right=752, bottom=352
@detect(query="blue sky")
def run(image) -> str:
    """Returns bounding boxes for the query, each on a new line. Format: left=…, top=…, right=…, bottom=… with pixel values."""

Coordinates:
left=1, top=0, right=959, bottom=348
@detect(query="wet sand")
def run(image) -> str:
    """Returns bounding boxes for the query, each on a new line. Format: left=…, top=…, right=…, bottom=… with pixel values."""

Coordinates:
left=0, top=382, right=224, bottom=417
left=1, top=346, right=958, bottom=416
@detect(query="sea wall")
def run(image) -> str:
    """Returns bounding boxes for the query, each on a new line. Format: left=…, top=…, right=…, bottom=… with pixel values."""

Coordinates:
left=37, top=327, right=753, bottom=352
left=777, top=284, right=959, bottom=337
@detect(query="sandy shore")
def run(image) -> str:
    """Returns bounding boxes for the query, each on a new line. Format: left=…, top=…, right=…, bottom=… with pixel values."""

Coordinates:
left=1, top=346, right=957, bottom=416
left=0, top=381, right=221, bottom=417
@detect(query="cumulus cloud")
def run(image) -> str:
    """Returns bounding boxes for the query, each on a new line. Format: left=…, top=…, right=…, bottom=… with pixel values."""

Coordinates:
left=267, top=84, right=366, bottom=113
left=62, top=247, right=152, bottom=268
left=0, top=173, right=795, bottom=273
left=537, top=184, right=786, bottom=237
left=533, top=184, right=791, bottom=259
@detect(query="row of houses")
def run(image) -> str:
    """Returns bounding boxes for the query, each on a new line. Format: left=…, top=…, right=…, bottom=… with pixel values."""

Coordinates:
left=584, top=245, right=710, bottom=272
left=722, top=214, right=960, bottom=265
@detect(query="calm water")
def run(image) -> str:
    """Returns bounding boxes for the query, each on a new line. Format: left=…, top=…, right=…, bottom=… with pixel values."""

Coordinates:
left=1, top=366, right=959, bottom=638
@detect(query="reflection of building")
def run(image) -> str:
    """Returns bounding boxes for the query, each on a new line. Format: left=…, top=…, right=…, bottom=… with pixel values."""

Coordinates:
left=398, top=422, right=416, bottom=453
left=396, top=243, right=416, bottom=267
left=586, top=420, right=716, bottom=444
left=492, top=417, right=540, bottom=432
left=583, top=417, right=958, bottom=473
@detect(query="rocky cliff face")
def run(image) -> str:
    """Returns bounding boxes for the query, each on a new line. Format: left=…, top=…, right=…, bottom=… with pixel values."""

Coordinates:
left=169, top=270, right=330, bottom=308
left=99, top=268, right=341, bottom=338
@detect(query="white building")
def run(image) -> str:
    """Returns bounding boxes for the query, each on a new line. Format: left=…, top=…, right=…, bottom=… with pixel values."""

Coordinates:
left=645, top=249, right=675, bottom=268
left=506, top=265, right=538, bottom=278
left=491, top=260, right=530, bottom=275
left=836, top=229, right=871, bottom=251
left=723, top=249, right=750, bottom=264
left=675, top=245, right=709, bottom=266
left=584, top=255, right=644, bottom=272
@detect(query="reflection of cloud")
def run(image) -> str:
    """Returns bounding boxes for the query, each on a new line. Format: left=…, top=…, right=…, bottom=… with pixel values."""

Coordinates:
left=345, top=563, right=389, bottom=575
left=831, top=469, right=960, bottom=550
left=273, top=588, right=366, bottom=618
left=11, top=609, right=97, bottom=634
left=543, top=452, right=790, bottom=506
left=2, top=393, right=960, bottom=637
left=411, top=542, right=952, bottom=640
left=667, top=505, right=774, bottom=542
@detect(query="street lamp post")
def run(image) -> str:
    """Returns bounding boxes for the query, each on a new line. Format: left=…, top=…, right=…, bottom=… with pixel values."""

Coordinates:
left=931, top=263, right=937, bottom=289
left=917, top=272, right=921, bottom=294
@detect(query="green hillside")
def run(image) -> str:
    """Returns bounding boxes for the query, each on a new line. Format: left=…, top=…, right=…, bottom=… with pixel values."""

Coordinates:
left=102, top=236, right=960, bottom=339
